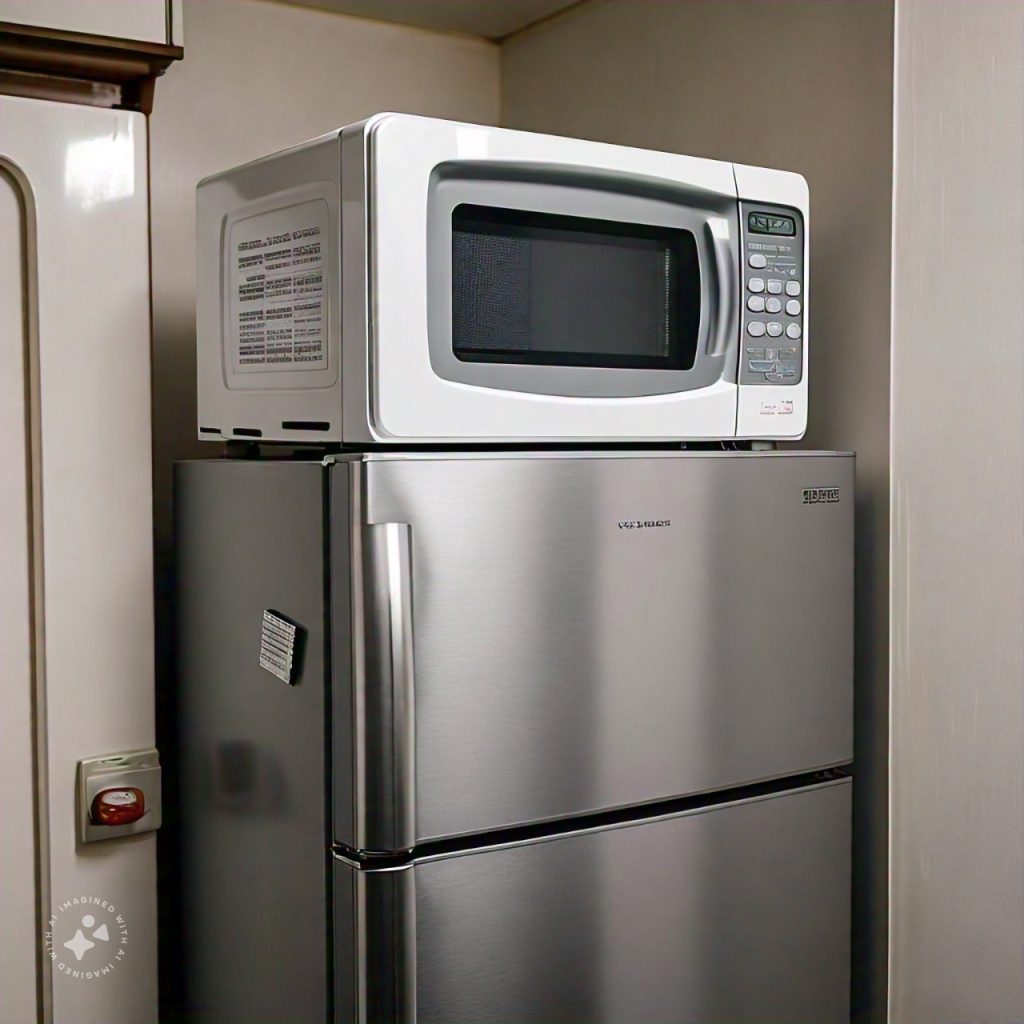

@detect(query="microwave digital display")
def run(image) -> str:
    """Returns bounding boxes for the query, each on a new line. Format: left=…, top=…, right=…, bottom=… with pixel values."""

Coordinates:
left=748, top=211, right=796, bottom=236
left=451, top=205, right=700, bottom=371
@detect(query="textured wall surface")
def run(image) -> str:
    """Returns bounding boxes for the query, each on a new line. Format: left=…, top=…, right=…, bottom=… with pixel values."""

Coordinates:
left=890, top=2, right=1024, bottom=1021
left=502, top=2, right=894, bottom=1018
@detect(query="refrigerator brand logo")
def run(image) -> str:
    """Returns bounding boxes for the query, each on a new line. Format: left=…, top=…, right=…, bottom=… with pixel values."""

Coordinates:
left=618, top=519, right=672, bottom=530
left=802, top=487, right=841, bottom=505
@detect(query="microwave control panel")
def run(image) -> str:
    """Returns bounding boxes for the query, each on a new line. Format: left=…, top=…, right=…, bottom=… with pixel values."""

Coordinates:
left=738, top=202, right=805, bottom=386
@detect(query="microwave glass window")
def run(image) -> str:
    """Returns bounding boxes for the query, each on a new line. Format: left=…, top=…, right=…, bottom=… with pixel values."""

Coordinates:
left=451, top=205, right=700, bottom=370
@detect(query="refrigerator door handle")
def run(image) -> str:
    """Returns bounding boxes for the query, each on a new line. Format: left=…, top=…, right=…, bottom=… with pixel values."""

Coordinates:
left=361, top=522, right=417, bottom=851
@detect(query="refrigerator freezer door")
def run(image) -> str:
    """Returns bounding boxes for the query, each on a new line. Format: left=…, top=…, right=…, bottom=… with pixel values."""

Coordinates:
left=335, top=452, right=853, bottom=849
left=335, top=778, right=852, bottom=1024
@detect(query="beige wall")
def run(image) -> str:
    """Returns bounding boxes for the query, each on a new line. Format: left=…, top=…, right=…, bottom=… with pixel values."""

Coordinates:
left=149, top=1, right=497, bottom=1010
left=151, top=0, right=499, bottom=551
left=502, top=3, right=893, bottom=1020
left=889, top=1, right=1024, bottom=1020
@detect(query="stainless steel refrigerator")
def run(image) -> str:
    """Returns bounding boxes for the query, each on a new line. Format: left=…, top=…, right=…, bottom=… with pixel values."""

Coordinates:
left=176, top=450, right=853, bottom=1024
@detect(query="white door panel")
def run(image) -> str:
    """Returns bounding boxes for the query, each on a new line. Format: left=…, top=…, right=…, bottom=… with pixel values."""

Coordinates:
left=0, top=95, right=156, bottom=1024
left=0, top=0, right=169, bottom=43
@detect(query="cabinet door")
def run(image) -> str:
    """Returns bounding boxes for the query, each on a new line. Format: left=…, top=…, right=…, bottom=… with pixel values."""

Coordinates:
left=0, top=96, right=155, bottom=1024
left=0, top=0, right=174, bottom=44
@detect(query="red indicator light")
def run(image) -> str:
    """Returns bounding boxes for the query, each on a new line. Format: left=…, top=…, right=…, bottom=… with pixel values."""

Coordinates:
left=91, top=787, right=146, bottom=826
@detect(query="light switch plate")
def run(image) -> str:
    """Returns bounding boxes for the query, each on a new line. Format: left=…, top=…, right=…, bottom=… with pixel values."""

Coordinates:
left=78, top=749, right=161, bottom=843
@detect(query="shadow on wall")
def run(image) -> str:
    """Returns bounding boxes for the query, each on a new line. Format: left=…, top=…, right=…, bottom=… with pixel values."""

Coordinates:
left=148, top=2, right=500, bottom=1019
left=151, top=305, right=202, bottom=1022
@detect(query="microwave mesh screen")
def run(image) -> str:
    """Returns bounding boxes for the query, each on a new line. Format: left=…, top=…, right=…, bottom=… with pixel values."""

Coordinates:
left=451, top=205, right=700, bottom=371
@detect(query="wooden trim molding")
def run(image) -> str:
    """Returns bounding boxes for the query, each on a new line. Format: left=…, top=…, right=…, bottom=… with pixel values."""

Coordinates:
left=0, top=21, right=182, bottom=113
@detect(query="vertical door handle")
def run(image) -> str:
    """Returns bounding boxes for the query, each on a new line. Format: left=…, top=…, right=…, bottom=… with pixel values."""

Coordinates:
left=362, top=522, right=416, bottom=851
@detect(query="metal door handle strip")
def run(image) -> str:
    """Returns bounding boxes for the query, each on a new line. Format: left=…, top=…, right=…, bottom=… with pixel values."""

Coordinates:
left=361, top=522, right=417, bottom=852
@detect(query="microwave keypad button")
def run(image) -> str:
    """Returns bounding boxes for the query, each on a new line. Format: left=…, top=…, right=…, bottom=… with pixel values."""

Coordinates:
left=739, top=203, right=804, bottom=388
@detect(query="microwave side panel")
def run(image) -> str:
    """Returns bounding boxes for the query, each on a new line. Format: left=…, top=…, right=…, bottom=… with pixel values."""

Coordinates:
left=339, top=120, right=376, bottom=446
left=196, top=132, right=345, bottom=443
left=733, top=163, right=810, bottom=441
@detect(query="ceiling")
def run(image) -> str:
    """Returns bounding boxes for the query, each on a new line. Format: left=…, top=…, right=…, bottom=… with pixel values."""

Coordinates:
left=271, top=0, right=583, bottom=40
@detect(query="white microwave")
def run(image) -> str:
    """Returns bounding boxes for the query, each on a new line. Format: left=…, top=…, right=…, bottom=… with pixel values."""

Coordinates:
left=196, top=114, right=808, bottom=444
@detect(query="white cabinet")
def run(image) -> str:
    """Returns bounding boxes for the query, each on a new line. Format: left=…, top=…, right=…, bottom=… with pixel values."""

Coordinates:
left=0, top=95, right=157, bottom=1024
left=0, top=0, right=180, bottom=45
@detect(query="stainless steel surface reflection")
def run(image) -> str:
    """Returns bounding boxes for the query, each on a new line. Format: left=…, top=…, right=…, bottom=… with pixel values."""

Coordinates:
left=346, top=452, right=853, bottom=845
left=335, top=779, right=852, bottom=1024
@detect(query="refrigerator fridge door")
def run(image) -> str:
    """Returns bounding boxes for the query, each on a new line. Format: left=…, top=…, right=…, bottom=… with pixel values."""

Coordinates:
left=335, top=778, right=852, bottom=1024
left=333, top=451, right=853, bottom=850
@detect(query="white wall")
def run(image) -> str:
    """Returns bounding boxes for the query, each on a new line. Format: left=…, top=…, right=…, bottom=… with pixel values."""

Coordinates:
left=501, top=3, right=894, bottom=1019
left=889, top=2, right=1024, bottom=1020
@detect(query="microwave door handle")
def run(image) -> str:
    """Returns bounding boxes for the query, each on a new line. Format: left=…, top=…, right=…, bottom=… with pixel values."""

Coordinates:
left=362, top=522, right=416, bottom=851
left=703, top=218, right=739, bottom=357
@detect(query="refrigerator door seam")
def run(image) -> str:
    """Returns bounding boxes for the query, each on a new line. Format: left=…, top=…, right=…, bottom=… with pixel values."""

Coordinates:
left=334, top=773, right=852, bottom=869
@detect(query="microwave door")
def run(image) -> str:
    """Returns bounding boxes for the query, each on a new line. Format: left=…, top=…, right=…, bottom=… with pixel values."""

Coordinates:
left=373, top=117, right=746, bottom=442
left=335, top=452, right=853, bottom=850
